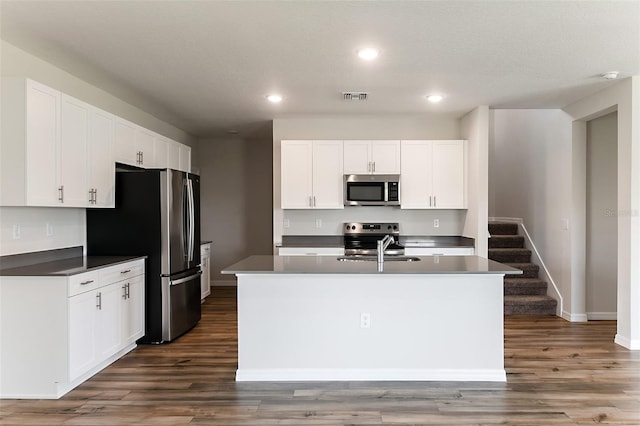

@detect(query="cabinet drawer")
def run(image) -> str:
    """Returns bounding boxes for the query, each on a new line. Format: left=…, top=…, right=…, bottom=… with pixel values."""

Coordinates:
left=100, top=260, right=144, bottom=285
left=68, top=270, right=101, bottom=296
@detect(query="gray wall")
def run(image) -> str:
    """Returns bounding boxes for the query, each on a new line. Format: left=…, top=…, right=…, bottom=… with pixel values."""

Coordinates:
left=199, top=130, right=273, bottom=285
left=586, top=112, right=618, bottom=318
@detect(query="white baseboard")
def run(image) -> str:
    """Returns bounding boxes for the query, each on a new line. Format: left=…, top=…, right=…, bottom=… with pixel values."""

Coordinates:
left=562, top=310, right=588, bottom=322
left=614, top=334, right=640, bottom=350
left=587, top=312, right=617, bottom=320
left=236, top=368, right=507, bottom=382
left=212, top=279, right=237, bottom=287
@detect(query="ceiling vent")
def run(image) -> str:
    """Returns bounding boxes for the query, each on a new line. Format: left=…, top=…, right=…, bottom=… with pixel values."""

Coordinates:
left=342, top=92, right=368, bottom=101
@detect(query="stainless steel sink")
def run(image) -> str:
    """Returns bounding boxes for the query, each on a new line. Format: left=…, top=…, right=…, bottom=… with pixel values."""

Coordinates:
left=337, top=255, right=421, bottom=262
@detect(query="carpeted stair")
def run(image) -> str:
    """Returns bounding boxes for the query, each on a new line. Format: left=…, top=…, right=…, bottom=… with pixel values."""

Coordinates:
left=488, top=222, right=557, bottom=315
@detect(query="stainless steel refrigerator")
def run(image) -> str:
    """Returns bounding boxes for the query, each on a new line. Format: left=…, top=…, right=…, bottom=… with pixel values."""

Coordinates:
left=87, top=167, right=201, bottom=343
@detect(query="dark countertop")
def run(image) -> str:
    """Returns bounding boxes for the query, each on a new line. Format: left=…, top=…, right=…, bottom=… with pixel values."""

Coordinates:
left=279, top=235, right=474, bottom=248
left=222, top=255, right=521, bottom=275
left=0, top=255, right=146, bottom=277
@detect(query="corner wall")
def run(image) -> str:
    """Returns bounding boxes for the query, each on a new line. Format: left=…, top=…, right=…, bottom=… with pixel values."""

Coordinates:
left=563, top=76, right=640, bottom=350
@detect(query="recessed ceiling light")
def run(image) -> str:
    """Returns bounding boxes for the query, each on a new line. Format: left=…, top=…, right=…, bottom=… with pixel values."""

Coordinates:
left=426, top=94, right=444, bottom=103
left=266, top=94, right=283, bottom=103
left=601, top=71, right=619, bottom=80
left=357, top=48, right=379, bottom=61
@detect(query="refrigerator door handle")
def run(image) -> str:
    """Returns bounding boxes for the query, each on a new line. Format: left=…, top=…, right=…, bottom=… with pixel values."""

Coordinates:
left=170, top=271, right=202, bottom=286
left=187, top=177, right=195, bottom=263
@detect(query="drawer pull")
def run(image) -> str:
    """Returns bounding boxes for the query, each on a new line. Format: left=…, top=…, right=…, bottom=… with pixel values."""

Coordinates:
left=120, top=269, right=132, bottom=274
left=80, top=280, right=94, bottom=285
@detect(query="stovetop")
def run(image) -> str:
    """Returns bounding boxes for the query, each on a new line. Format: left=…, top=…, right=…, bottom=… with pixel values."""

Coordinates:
left=343, top=222, right=404, bottom=255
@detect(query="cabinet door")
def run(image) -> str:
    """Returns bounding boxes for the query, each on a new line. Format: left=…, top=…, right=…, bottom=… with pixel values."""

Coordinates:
left=25, top=80, right=60, bottom=206
left=95, top=283, right=122, bottom=360
left=179, top=144, right=191, bottom=172
left=400, top=141, right=433, bottom=209
left=154, top=136, right=168, bottom=168
left=121, top=275, right=145, bottom=345
left=59, top=95, right=89, bottom=207
left=371, top=140, right=401, bottom=174
left=114, top=119, right=137, bottom=166
left=88, top=109, right=115, bottom=207
left=432, top=140, right=465, bottom=208
left=167, top=141, right=180, bottom=170
left=281, top=141, right=313, bottom=209
left=312, top=140, right=344, bottom=209
left=68, top=290, right=98, bottom=381
left=135, top=129, right=155, bottom=168
left=343, top=140, right=371, bottom=174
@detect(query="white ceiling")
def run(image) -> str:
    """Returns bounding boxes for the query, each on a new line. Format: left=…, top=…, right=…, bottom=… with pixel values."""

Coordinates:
left=1, top=0, right=639, bottom=137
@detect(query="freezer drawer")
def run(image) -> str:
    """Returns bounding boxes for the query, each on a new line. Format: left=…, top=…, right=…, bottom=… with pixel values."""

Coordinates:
left=163, top=270, right=202, bottom=342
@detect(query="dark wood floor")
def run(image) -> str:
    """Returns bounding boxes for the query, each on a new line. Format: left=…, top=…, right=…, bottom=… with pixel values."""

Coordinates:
left=2, top=286, right=639, bottom=425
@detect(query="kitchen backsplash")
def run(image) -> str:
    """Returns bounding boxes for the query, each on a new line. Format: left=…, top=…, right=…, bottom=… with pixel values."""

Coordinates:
left=283, top=208, right=466, bottom=235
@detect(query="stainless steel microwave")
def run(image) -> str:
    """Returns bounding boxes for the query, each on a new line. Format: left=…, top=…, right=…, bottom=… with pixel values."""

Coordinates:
left=344, top=174, right=400, bottom=206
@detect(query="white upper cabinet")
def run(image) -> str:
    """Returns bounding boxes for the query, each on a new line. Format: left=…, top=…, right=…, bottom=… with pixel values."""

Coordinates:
left=135, top=129, right=156, bottom=168
left=1, top=79, right=60, bottom=206
left=114, top=119, right=137, bottom=166
left=400, top=140, right=466, bottom=209
left=87, top=109, right=115, bottom=207
left=60, top=95, right=89, bottom=207
left=167, top=140, right=180, bottom=170
left=343, top=140, right=400, bottom=175
left=179, top=144, right=191, bottom=172
left=281, top=140, right=343, bottom=209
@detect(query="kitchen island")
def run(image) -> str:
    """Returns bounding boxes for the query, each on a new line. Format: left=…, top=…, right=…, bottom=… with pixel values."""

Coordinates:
left=222, top=255, right=520, bottom=382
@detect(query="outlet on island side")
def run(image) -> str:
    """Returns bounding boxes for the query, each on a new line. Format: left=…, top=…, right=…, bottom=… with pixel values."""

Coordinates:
left=433, top=219, right=440, bottom=228
left=360, top=313, right=371, bottom=329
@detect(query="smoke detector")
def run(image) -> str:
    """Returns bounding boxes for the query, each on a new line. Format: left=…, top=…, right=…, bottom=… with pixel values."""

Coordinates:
left=342, top=92, right=368, bottom=101
left=602, top=71, right=619, bottom=80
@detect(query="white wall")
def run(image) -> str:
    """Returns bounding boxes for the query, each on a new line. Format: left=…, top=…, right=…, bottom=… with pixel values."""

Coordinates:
left=586, top=112, right=618, bottom=319
left=563, top=76, right=640, bottom=350
left=272, top=115, right=464, bottom=244
left=489, top=109, right=573, bottom=314
left=0, top=41, right=196, bottom=257
left=199, top=134, right=273, bottom=285
left=461, top=106, right=489, bottom=257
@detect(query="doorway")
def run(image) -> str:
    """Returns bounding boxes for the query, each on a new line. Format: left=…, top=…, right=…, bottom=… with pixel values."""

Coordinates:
left=585, top=112, right=618, bottom=320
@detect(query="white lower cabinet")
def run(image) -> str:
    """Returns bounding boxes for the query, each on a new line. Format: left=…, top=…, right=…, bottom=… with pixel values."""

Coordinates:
left=0, top=259, right=145, bottom=399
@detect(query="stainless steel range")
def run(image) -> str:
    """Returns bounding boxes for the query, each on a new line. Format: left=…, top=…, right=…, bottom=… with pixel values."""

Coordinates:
left=343, top=222, right=404, bottom=256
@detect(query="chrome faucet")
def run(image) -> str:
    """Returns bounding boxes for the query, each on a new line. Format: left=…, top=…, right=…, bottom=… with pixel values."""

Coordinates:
left=377, top=234, right=395, bottom=265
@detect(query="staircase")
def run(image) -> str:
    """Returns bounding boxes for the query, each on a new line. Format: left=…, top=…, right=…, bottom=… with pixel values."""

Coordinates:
left=488, top=222, right=557, bottom=315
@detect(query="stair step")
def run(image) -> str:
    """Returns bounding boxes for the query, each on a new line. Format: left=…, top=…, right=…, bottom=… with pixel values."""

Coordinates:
left=504, top=295, right=557, bottom=315
left=488, top=248, right=532, bottom=263
left=505, top=263, right=540, bottom=278
left=488, top=222, right=519, bottom=236
left=504, top=278, right=548, bottom=296
left=489, top=235, right=525, bottom=248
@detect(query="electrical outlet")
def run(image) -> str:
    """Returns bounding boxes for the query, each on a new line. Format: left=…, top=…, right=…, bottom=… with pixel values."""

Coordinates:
left=360, top=313, right=371, bottom=328
left=12, top=224, right=21, bottom=240
left=46, top=223, right=54, bottom=237
left=433, top=219, right=440, bottom=228
left=315, top=219, right=322, bottom=228
left=283, top=219, right=290, bottom=228
left=562, top=219, right=569, bottom=230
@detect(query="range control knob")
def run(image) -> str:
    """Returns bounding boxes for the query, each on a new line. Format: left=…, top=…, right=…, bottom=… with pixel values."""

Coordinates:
left=393, top=225, right=398, bottom=230
left=387, top=225, right=392, bottom=230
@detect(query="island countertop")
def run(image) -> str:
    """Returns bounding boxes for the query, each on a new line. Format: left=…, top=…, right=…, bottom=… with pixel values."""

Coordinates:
left=222, top=255, right=521, bottom=275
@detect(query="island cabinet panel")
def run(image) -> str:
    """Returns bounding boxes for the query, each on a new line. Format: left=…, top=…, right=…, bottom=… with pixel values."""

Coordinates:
left=400, top=140, right=466, bottom=209
left=235, top=272, right=505, bottom=382
left=281, top=140, right=343, bottom=209
left=343, top=140, right=400, bottom=175
left=0, top=259, right=145, bottom=399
